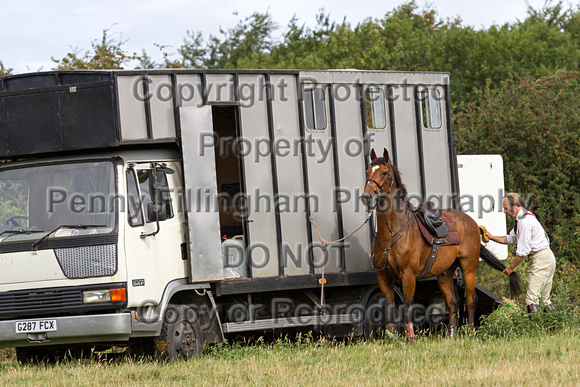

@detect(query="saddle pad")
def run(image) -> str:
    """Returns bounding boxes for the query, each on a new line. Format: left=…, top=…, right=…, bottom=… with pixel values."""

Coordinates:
left=414, top=213, right=461, bottom=246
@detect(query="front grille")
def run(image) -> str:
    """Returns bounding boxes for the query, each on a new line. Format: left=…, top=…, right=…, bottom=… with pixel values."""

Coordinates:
left=55, top=244, right=118, bottom=278
left=0, top=283, right=126, bottom=320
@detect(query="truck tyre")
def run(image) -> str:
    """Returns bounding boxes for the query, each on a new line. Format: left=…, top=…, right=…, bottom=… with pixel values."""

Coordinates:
left=16, top=347, right=50, bottom=364
left=155, top=304, right=203, bottom=360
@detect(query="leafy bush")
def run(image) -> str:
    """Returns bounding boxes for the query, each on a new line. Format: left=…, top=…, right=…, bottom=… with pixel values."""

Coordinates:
left=478, top=284, right=580, bottom=338
left=455, top=70, right=580, bottom=260
left=477, top=247, right=580, bottom=313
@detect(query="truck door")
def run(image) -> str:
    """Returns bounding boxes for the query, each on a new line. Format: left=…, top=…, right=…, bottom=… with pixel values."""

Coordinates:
left=179, top=105, right=224, bottom=282
left=124, top=162, right=186, bottom=307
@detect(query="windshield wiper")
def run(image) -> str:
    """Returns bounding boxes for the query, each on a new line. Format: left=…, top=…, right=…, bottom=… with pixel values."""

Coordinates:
left=32, top=224, right=107, bottom=249
left=0, top=229, right=45, bottom=242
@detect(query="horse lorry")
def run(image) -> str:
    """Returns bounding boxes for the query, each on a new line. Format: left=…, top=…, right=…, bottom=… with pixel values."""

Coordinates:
left=0, top=69, right=499, bottom=361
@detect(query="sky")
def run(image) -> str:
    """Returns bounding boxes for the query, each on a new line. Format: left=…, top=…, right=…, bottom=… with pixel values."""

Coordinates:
left=0, top=0, right=568, bottom=74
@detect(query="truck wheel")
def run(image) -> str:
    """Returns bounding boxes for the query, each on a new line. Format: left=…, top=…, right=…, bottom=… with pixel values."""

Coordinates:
left=155, top=304, right=203, bottom=360
left=16, top=347, right=50, bottom=364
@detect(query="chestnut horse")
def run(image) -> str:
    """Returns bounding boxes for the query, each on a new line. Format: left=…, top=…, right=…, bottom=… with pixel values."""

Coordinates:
left=360, top=149, right=522, bottom=342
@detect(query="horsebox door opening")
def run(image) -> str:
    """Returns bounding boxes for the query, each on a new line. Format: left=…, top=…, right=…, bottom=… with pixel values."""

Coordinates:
left=212, top=106, right=246, bottom=244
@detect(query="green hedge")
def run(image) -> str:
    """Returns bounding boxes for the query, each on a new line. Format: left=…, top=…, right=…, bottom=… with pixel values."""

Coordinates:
left=454, top=71, right=580, bottom=261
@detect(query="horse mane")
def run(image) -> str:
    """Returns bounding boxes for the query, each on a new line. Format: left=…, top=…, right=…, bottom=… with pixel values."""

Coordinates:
left=370, top=157, right=408, bottom=199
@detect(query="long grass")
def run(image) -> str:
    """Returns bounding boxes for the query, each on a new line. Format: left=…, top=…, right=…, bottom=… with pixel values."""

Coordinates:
left=2, top=270, right=579, bottom=385
left=2, top=331, right=580, bottom=386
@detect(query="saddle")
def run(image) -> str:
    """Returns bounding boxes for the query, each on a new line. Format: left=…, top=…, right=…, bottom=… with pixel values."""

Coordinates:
left=412, top=202, right=461, bottom=246
left=411, top=202, right=461, bottom=280
left=414, top=202, right=448, bottom=238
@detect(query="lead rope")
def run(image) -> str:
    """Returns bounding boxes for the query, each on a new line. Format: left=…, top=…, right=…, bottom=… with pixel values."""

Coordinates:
left=309, top=212, right=373, bottom=306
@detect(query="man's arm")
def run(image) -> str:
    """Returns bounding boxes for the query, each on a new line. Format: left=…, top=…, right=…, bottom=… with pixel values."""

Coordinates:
left=485, top=232, right=508, bottom=244
left=503, top=255, right=526, bottom=276
left=486, top=227, right=517, bottom=245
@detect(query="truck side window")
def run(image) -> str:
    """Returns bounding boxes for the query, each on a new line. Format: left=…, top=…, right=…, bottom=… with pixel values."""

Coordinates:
left=126, top=168, right=144, bottom=227
left=303, top=88, right=327, bottom=130
left=138, top=169, right=174, bottom=222
left=420, top=88, right=442, bottom=130
left=364, top=86, right=387, bottom=130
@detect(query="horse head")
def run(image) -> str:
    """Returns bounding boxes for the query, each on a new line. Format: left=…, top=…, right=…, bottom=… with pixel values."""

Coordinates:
left=360, top=148, right=396, bottom=210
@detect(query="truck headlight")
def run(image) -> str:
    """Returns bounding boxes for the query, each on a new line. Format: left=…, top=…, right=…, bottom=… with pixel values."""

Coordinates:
left=82, top=288, right=126, bottom=304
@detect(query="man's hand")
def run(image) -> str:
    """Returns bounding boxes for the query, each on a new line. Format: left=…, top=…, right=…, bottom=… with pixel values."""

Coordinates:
left=486, top=232, right=508, bottom=245
left=504, top=255, right=526, bottom=276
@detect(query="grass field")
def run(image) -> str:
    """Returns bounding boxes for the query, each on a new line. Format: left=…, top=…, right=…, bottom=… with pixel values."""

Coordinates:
left=2, top=268, right=577, bottom=385
left=1, top=330, right=580, bottom=386
left=2, top=268, right=577, bottom=386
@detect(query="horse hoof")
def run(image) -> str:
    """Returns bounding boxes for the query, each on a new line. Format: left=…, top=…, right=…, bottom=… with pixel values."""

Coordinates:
left=404, top=322, right=415, bottom=343
left=385, top=323, right=396, bottom=334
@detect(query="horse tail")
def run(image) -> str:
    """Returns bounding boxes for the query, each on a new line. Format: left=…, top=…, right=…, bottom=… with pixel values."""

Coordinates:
left=479, top=244, right=523, bottom=298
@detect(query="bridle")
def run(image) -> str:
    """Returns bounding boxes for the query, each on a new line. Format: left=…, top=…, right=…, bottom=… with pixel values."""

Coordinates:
left=365, top=163, right=411, bottom=271
left=364, top=164, right=395, bottom=206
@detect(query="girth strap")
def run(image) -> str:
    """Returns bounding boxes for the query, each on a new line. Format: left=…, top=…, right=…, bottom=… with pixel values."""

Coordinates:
left=416, top=239, right=443, bottom=280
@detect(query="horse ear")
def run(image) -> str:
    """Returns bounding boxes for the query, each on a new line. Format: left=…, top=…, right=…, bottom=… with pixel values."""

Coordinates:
left=383, top=148, right=390, bottom=163
left=370, top=149, right=377, bottom=161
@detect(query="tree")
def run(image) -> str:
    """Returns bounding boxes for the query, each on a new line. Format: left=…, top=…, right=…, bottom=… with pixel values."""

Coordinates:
left=162, top=1, right=579, bottom=107
left=267, top=12, right=335, bottom=69
left=136, top=49, right=157, bottom=69
left=454, top=71, right=580, bottom=260
left=176, top=31, right=207, bottom=68
left=202, top=12, right=277, bottom=69
left=52, top=28, right=140, bottom=70
left=0, top=61, right=13, bottom=77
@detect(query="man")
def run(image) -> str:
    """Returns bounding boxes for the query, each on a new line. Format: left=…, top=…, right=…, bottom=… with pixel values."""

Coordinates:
left=485, top=193, right=556, bottom=313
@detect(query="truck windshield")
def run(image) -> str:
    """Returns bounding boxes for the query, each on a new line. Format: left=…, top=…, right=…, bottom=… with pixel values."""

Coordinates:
left=0, top=161, right=116, bottom=243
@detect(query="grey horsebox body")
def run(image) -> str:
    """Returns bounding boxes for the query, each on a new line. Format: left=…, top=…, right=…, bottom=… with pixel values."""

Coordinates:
left=0, top=69, right=499, bottom=359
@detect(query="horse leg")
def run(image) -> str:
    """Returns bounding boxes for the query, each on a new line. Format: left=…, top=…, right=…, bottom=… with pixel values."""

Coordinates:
left=401, top=271, right=417, bottom=343
left=460, top=267, right=477, bottom=327
left=436, top=268, right=460, bottom=336
left=377, top=273, right=398, bottom=335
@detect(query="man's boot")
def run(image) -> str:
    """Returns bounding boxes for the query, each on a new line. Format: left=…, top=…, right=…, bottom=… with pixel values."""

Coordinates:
left=545, top=304, right=554, bottom=311
left=527, top=304, right=540, bottom=313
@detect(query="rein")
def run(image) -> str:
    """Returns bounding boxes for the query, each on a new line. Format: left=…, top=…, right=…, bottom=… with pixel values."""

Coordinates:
left=308, top=163, right=399, bottom=303
left=310, top=164, right=393, bottom=252
left=309, top=212, right=372, bottom=306
left=310, top=212, right=372, bottom=252
left=372, top=206, right=412, bottom=271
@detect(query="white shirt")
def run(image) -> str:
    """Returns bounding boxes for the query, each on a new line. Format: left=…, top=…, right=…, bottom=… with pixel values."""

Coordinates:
left=506, top=208, right=550, bottom=257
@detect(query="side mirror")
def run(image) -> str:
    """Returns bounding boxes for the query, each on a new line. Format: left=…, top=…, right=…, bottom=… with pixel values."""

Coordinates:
left=147, top=202, right=167, bottom=222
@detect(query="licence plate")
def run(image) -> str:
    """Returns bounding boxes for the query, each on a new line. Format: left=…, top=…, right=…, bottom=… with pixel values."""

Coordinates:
left=15, top=320, right=57, bottom=333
